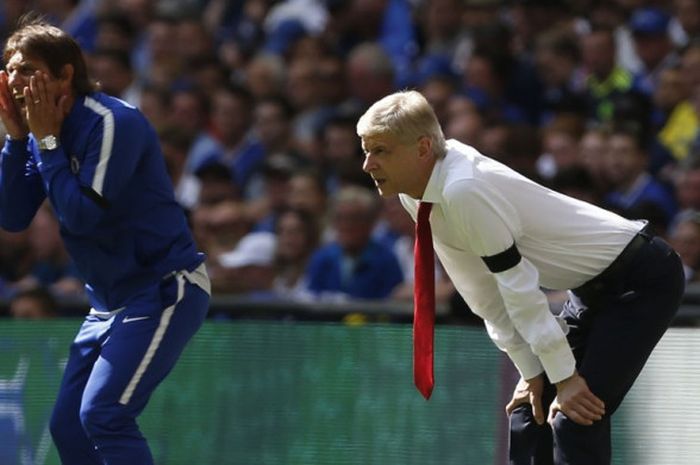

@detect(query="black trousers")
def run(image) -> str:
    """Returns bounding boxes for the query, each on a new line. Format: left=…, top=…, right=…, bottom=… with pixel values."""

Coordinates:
left=508, top=233, right=686, bottom=465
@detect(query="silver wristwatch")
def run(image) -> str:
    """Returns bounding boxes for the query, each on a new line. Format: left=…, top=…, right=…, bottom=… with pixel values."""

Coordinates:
left=38, top=134, right=59, bottom=151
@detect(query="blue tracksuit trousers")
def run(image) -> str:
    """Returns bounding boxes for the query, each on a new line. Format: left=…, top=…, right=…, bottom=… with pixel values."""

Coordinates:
left=49, top=269, right=209, bottom=465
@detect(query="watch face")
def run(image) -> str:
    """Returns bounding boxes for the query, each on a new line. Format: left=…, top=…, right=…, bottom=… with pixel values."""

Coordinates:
left=39, top=135, right=58, bottom=150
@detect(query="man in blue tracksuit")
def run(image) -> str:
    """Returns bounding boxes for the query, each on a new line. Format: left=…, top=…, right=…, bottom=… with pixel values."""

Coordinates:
left=0, top=18, right=210, bottom=464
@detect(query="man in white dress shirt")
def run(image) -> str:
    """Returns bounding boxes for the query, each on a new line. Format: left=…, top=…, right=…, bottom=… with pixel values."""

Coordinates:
left=356, top=90, right=685, bottom=465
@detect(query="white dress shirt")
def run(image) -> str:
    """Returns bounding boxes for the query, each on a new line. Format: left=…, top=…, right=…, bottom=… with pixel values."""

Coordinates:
left=399, top=140, right=645, bottom=383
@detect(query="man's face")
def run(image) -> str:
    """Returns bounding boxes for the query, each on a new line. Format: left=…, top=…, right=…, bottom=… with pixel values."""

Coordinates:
left=605, top=134, right=644, bottom=187
left=5, top=51, right=65, bottom=123
left=361, top=132, right=420, bottom=197
left=581, top=31, right=615, bottom=77
left=332, top=200, right=374, bottom=254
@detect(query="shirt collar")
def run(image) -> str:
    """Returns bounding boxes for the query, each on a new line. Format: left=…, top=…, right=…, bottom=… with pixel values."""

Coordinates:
left=415, top=139, right=457, bottom=204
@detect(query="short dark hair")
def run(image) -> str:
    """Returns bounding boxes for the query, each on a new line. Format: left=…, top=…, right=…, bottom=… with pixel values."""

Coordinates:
left=4, top=15, right=96, bottom=95
left=608, top=120, right=649, bottom=152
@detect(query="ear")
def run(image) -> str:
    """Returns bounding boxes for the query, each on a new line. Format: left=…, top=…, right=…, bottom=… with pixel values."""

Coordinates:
left=59, top=64, right=74, bottom=91
left=417, top=135, right=433, bottom=160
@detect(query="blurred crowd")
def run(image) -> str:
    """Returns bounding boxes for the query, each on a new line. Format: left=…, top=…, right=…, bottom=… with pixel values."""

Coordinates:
left=2, top=0, right=700, bottom=319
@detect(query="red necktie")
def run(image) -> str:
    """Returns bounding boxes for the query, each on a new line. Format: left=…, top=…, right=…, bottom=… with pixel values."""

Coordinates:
left=414, top=201, right=435, bottom=400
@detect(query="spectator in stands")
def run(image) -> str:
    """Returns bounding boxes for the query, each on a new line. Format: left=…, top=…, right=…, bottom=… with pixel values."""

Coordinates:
left=304, top=185, right=403, bottom=300
left=344, top=42, right=396, bottom=113
left=316, top=54, right=346, bottom=107
left=658, top=42, right=700, bottom=162
left=628, top=7, right=678, bottom=96
left=253, top=95, right=297, bottom=157
left=249, top=153, right=298, bottom=232
left=668, top=209, right=700, bottom=282
left=580, top=25, right=637, bottom=122
left=652, top=66, right=687, bottom=131
left=170, top=86, right=220, bottom=174
left=175, top=15, right=214, bottom=65
left=182, top=55, right=230, bottom=104
left=285, top=57, right=330, bottom=158
left=93, top=11, right=136, bottom=54
left=416, top=56, right=461, bottom=127
left=603, top=122, right=678, bottom=226
left=462, top=47, right=526, bottom=124
left=536, top=114, right=585, bottom=180
left=244, top=53, right=287, bottom=101
left=88, top=48, right=140, bottom=107
left=213, top=231, right=277, bottom=296
left=137, top=15, right=181, bottom=88
left=159, top=126, right=200, bottom=211
left=287, top=168, right=331, bottom=241
left=138, top=84, right=170, bottom=130
left=193, top=161, right=240, bottom=207
left=319, top=112, right=371, bottom=192
left=9, top=286, right=58, bottom=319
left=272, top=208, right=320, bottom=300
left=578, top=125, right=612, bottom=198
left=445, top=94, right=484, bottom=148
left=201, top=84, right=266, bottom=195
left=533, top=28, right=586, bottom=122
left=676, top=156, right=700, bottom=210
left=418, top=0, right=467, bottom=60
left=191, top=199, right=250, bottom=262
left=671, top=0, right=700, bottom=47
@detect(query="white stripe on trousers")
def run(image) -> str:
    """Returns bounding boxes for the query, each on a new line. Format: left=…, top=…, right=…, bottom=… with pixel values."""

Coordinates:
left=118, top=274, right=185, bottom=405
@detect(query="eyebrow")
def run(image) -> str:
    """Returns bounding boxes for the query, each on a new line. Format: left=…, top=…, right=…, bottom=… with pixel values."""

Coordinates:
left=363, top=143, right=385, bottom=153
left=6, top=60, right=35, bottom=71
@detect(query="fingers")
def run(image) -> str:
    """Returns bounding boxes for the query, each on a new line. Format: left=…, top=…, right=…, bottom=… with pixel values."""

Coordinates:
left=547, top=397, right=606, bottom=426
left=530, top=392, right=544, bottom=425
left=29, top=73, right=41, bottom=109
left=0, top=71, right=19, bottom=117
left=579, top=391, right=606, bottom=416
left=0, top=71, right=11, bottom=109
left=547, top=400, right=560, bottom=425
left=33, top=71, right=49, bottom=106
left=505, top=397, right=521, bottom=416
left=505, top=393, right=544, bottom=426
left=585, top=390, right=606, bottom=411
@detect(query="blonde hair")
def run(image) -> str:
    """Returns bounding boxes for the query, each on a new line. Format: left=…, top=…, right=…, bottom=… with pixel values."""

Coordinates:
left=356, top=90, right=447, bottom=158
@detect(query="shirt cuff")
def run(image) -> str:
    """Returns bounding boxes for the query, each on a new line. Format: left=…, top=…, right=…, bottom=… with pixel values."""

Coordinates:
left=3, top=135, right=29, bottom=151
left=38, top=147, right=68, bottom=171
left=538, top=339, right=576, bottom=383
left=507, top=343, right=544, bottom=380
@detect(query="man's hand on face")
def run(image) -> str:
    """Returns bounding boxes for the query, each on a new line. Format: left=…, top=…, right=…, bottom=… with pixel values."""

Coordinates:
left=0, top=70, right=29, bottom=139
left=506, top=373, right=546, bottom=425
left=548, top=371, right=606, bottom=426
left=25, top=71, right=69, bottom=141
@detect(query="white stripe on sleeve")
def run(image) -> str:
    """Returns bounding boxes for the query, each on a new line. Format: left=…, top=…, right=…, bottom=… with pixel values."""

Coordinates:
left=83, top=97, right=115, bottom=196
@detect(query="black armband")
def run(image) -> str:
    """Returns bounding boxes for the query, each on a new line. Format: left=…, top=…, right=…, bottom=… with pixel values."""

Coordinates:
left=481, top=243, right=521, bottom=273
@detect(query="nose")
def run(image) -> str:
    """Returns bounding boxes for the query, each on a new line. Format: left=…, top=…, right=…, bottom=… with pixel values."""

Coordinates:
left=362, top=153, right=376, bottom=173
left=6, top=69, right=24, bottom=89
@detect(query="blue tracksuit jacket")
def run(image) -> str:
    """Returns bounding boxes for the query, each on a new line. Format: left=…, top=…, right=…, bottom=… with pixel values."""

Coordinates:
left=0, top=92, right=203, bottom=311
